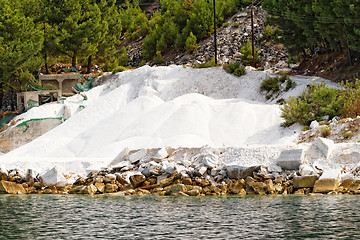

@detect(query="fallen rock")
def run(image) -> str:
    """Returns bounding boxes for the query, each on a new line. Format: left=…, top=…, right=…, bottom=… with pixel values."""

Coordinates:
left=39, top=167, right=67, bottom=186
left=128, top=149, right=148, bottom=164
left=0, top=180, right=26, bottom=194
left=276, top=149, right=304, bottom=170
left=293, top=175, right=319, bottom=188
left=142, top=161, right=162, bottom=176
left=228, top=179, right=246, bottom=194
left=167, top=184, right=187, bottom=194
left=340, top=179, right=360, bottom=192
left=130, top=174, right=146, bottom=188
left=313, top=137, right=334, bottom=159
left=0, top=169, right=8, bottom=181
left=201, top=153, right=219, bottom=169
left=108, top=147, right=130, bottom=167
left=159, top=176, right=174, bottom=187
left=313, top=169, right=341, bottom=193
left=80, top=184, right=97, bottom=194
left=153, top=148, right=169, bottom=160
left=225, top=165, right=247, bottom=179
left=95, top=182, right=105, bottom=193
left=105, top=183, right=118, bottom=193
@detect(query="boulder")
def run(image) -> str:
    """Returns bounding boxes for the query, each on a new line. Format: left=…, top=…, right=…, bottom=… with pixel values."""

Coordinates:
left=95, top=182, right=105, bottom=193
left=313, top=137, right=334, bottom=159
left=105, top=183, right=118, bottom=193
left=340, top=179, right=360, bottom=191
left=310, top=120, right=319, bottom=129
left=313, top=169, right=341, bottom=193
left=225, top=165, right=247, bottom=179
left=159, top=176, right=174, bottom=188
left=293, top=175, right=319, bottom=188
left=299, top=165, right=317, bottom=176
left=142, top=161, right=162, bottom=176
left=0, top=169, right=8, bottom=181
left=108, top=147, right=130, bottom=167
left=129, top=174, right=146, bottom=188
left=228, top=179, right=246, bottom=195
left=153, top=148, right=169, bottom=160
left=276, top=149, right=304, bottom=170
left=0, top=180, right=26, bottom=194
left=39, top=167, right=67, bottom=186
left=128, top=149, right=148, bottom=164
left=167, top=184, right=187, bottom=194
left=80, top=184, right=97, bottom=194
left=161, top=161, right=176, bottom=174
left=201, top=153, right=219, bottom=169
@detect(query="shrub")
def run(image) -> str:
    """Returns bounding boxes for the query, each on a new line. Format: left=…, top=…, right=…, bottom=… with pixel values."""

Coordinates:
left=285, top=78, right=296, bottom=91
left=233, top=22, right=240, bottom=28
left=340, top=79, right=360, bottom=118
left=222, top=22, right=229, bottom=28
left=240, top=39, right=259, bottom=66
left=320, top=126, right=331, bottom=137
left=193, top=58, right=219, bottom=68
left=343, top=131, right=353, bottom=139
left=153, top=51, right=165, bottom=64
left=262, top=24, right=274, bottom=39
left=261, top=76, right=280, bottom=93
left=112, top=66, right=126, bottom=74
left=281, top=82, right=345, bottom=127
left=223, top=62, right=246, bottom=77
left=185, top=32, right=198, bottom=53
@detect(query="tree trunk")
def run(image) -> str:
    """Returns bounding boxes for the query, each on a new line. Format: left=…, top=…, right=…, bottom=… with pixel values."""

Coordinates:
left=346, top=40, right=352, bottom=66
left=72, top=51, right=77, bottom=68
left=45, top=53, right=50, bottom=74
left=87, top=55, right=92, bottom=74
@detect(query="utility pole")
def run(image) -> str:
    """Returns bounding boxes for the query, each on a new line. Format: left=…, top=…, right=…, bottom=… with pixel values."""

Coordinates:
left=250, top=0, right=256, bottom=68
left=213, top=0, right=217, bottom=64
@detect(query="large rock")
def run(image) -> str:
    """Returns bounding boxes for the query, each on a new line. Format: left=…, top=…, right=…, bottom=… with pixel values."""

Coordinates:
left=225, top=165, right=247, bottom=179
left=340, top=179, right=360, bottom=192
left=167, top=184, right=187, bottom=194
left=276, top=149, right=304, bottom=170
left=129, top=174, right=146, bottom=188
left=0, top=180, right=26, bottom=194
left=200, top=153, right=219, bottom=169
left=313, top=137, right=334, bottom=159
left=228, top=179, right=246, bottom=195
left=80, top=184, right=97, bottom=194
left=293, top=175, right=319, bottom=188
left=108, top=147, right=130, bottom=167
left=313, top=169, right=341, bottom=193
left=153, top=148, right=169, bottom=160
left=142, top=161, right=162, bottom=176
left=0, top=169, right=8, bottom=181
left=39, top=167, right=67, bottom=186
left=128, top=149, right=148, bottom=164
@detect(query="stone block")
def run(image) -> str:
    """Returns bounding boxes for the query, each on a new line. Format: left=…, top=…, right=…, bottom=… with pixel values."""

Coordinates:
left=276, top=149, right=304, bottom=170
left=0, top=180, right=26, bottom=194
left=129, top=174, right=146, bottom=188
left=40, top=166, right=67, bottom=186
left=313, top=137, right=334, bottom=159
left=127, top=149, right=148, bottom=164
left=153, top=148, right=169, bottom=160
left=293, top=175, right=319, bottom=188
left=313, top=169, right=341, bottom=193
left=225, top=165, right=247, bottom=179
left=108, top=147, right=130, bottom=167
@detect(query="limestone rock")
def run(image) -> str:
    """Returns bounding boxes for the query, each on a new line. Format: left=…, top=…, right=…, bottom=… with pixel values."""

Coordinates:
left=313, top=137, right=334, bottom=159
left=108, top=147, right=130, bottom=167
left=293, top=175, right=319, bottom=188
left=39, top=167, right=67, bottom=186
left=167, top=184, right=187, bottom=194
left=95, top=182, right=105, bottom=193
left=201, top=153, right=219, bottom=169
left=128, top=149, right=148, bottom=164
left=0, top=180, right=26, bottom=194
left=228, top=179, right=246, bottom=194
left=0, top=169, right=8, bottom=181
left=340, top=179, right=360, bottom=191
left=142, top=161, right=162, bottom=176
left=105, top=183, right=118, bottom=193
left=276, top=149, right=304, bottom=170
left=225, top=165, right=247, bottom=179
left=182, top=177, right=192, bottom=185
left=159, top=176, right=174, bottom=188
left=130, top=174, right=146, bottom=188
left=80, top=184, right=97, bottom=194
left=313, top=169, right=341, bottom=193
left=153, top=148, right=169, bottom=160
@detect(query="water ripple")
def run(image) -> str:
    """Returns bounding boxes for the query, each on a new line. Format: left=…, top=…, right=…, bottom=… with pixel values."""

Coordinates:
left=1, top=195, right=360, bottom=239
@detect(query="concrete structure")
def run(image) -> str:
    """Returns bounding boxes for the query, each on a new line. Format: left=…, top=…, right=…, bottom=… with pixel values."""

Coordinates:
left=39, top=73, right=81, bottom=96
left=17, top=90, right=61, bottom=113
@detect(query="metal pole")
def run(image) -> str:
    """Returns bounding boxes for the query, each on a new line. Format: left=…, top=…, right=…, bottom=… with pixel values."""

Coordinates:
left=251, top=0, right=255, bottom=67
left=213, top=0, right=217, bottom=64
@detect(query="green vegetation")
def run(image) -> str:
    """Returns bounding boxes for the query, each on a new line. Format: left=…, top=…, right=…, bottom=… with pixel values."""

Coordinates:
left=260, top=75, right=296, bottom=100
left=263, top=0, right=360, bottom=63
left=320, top=126, right=331, bottom=137
left=223, top=62, right=246, bottom=77
left=193, top=58, right=219, bottom=68
left=232, top=22, right=240, bottom=28
left=240, top=39, right=259, bottom=66
left=280, top=80, right=360, bottom=127
left=343, top=131, right=353, bottom=139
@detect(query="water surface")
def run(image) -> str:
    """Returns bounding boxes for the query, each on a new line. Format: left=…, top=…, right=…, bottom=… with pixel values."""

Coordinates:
left=1, top=194, right=359, bottom=239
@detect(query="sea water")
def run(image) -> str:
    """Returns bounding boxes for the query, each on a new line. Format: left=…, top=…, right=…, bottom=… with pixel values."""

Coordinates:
left=1, top=194, right=359, bottom=239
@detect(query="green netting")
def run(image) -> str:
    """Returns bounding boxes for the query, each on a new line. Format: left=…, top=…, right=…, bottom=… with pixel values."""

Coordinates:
left=16, top=117, right=66, bottom=132
left=26, top=99, right=38, bottom=111
left=64, top=67, right=93, bottom=92
left=0, top=114, right=16, bottom=129
left=26, top=83, right=44, bottom=91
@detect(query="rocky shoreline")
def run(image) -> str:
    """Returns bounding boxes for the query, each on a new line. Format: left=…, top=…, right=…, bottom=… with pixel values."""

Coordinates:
left=1, top=144, right=360, bottom=196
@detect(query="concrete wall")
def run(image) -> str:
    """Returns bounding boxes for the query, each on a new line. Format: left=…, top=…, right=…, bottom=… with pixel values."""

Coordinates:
left=0, top=119, right=63, bottom=153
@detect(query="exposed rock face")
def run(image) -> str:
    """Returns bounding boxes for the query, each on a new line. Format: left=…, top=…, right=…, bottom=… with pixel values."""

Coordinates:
left=0, top=180, right=26, bottom=194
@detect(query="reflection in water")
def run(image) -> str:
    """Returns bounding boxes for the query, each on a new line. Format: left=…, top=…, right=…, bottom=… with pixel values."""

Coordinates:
left=1, top=195, right=359, bottom=239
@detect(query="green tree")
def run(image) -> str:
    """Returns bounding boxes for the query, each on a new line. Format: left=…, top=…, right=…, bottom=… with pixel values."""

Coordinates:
left=185, top=32, right=198, bottom=53
left=0, top=0, right=43, bottom=91
left=240, top=39, right=259, bottom=66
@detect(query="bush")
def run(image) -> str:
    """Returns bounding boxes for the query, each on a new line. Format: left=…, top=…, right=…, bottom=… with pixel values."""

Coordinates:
left=320, top=126, right=331, bottom=137
left=153, top=51, right=165, bottom=64
left=233, top=22, right=240, bottom=28
left=193, top=58, right=219, bottom=68
left=340, top=79, right=360, bottom=118
left=281, top=82, right=345, bottom=127
left=262, top=24, right=274, bottom=39
left=261, top=76, right=280, bottom=93
left=185, top=32, right=198, bottom=53
left=222, top=22, right=229, bottom=28
left=112, top=66, right=126, bottom=74
left=223, top=62, right=246, bottom=77
left=343, top=131, right=353, bottom=139
left=240, top=39, right=259, bottom=66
